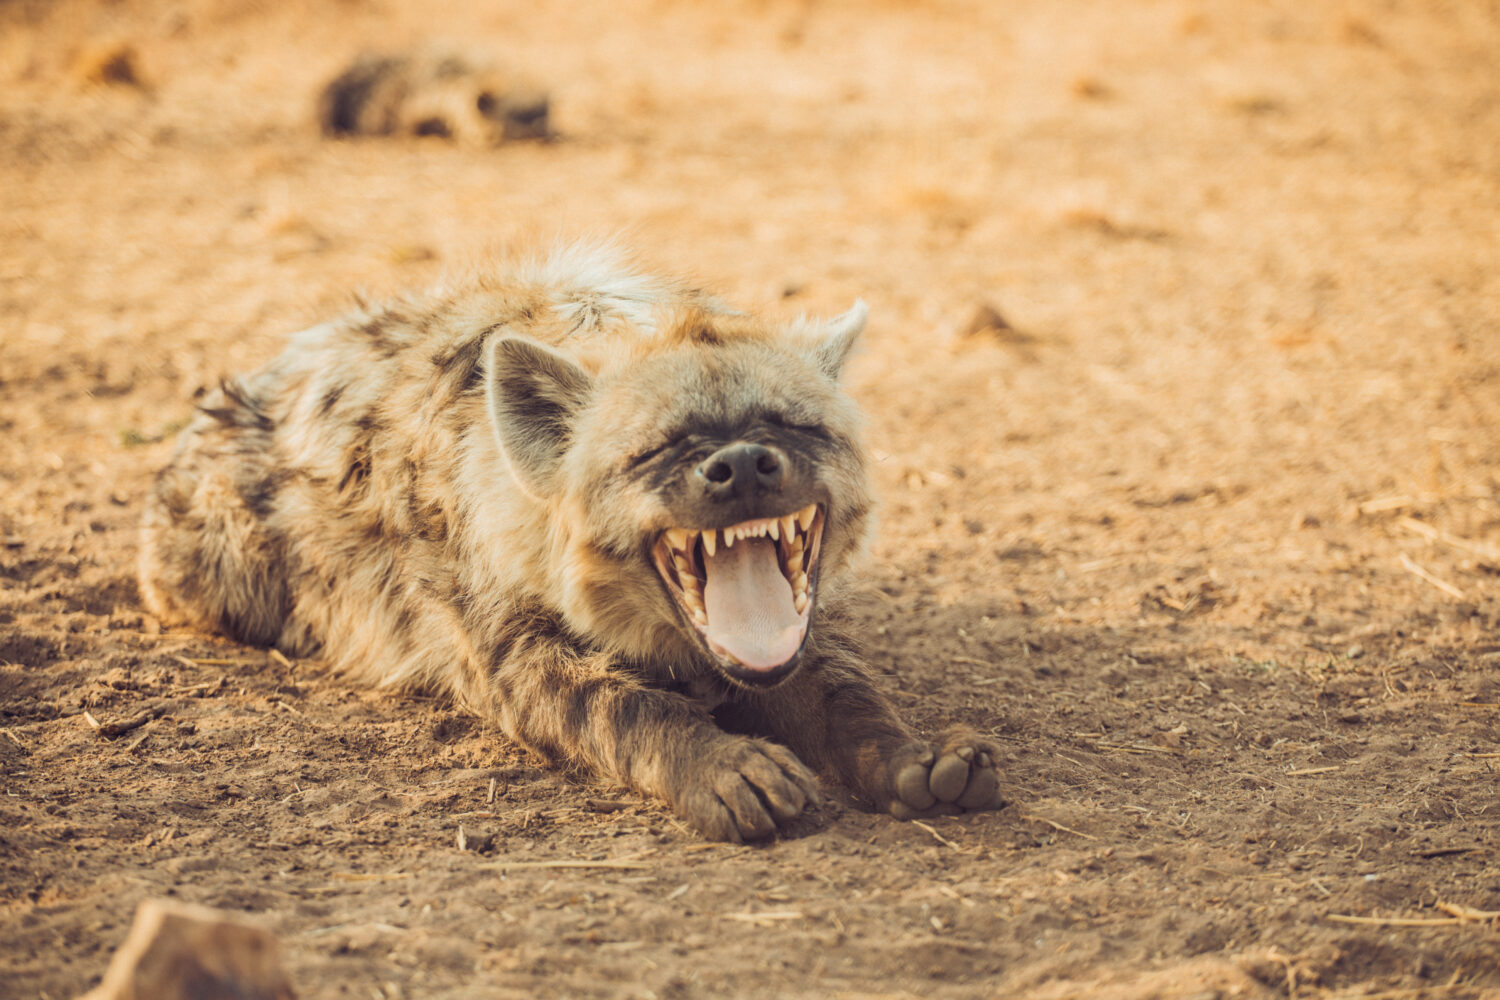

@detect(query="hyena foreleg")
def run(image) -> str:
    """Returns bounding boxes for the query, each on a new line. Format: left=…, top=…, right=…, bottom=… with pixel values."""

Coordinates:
left=463, top=624, right=821, bottom=842
left=719, top=629, right=1005, bottom=820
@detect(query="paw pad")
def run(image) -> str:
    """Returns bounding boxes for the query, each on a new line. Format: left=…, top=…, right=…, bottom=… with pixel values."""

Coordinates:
left=888, top=732, right=1004, bottom=820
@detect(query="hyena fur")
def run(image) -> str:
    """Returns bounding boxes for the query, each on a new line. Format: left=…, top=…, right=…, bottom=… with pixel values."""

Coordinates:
left=139, top=245, right=1004, bottom=841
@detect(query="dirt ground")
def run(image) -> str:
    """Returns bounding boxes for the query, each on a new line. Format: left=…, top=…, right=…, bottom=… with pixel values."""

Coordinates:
left=2, top=0, right=1498, bottom=997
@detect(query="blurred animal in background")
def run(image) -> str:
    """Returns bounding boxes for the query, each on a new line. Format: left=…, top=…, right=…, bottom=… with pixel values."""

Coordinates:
left=318, top=49, right=550, bottom=145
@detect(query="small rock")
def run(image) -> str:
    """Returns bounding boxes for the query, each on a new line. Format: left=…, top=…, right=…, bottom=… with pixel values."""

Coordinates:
left=584, top=797, right=629, bottom=813
left=72, top=42, right=148, bottom=89
left=956, top=303, right=1038, bottom=356
left=1070, top=75, right=1113, bottom=99
left=959, top=303, right=1017, bottom=340
left=1345, top=644, right=1365, bottom=660
left=81, top=899, right=293, bottom=1000
left=456, top=824, right=496, bottom=853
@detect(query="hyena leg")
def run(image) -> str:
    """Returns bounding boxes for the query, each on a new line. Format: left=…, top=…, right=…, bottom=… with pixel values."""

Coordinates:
left=718, top=634, right=1005, bottom=820
left=137, top=388, right=290, bottom=647
left=464, top=632, right=820, bottom=843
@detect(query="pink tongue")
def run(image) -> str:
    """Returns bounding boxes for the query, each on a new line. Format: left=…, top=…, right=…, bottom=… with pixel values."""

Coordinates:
left=701, top=537, right=804, bottom=671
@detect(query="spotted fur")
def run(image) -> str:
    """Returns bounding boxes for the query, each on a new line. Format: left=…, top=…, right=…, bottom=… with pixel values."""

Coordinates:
left=139, top=245, right=1005, bottom=840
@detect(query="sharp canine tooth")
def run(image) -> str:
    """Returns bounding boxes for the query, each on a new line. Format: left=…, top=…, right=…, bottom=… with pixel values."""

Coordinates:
left=667, top=528, right=690, bottom=550
left=779, top=515, right=795, bottom=540
left=797, top=505, right=816, bottom=530
left=703, top=531, right=717, bottom=557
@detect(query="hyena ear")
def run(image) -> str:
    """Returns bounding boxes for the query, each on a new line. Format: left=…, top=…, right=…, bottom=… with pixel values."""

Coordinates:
left=812, top=300, right=868, bottom=380
left=484, top=335, right=595, bottom=495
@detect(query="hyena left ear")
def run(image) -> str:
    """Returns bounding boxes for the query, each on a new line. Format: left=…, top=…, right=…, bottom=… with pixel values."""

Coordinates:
left=812, top=300, right=868, bottom=380
left=484, top=335, right=595, bottom=495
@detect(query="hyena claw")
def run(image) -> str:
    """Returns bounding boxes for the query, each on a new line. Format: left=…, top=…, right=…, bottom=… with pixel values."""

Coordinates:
left=679, top=738, right=821, bottom=843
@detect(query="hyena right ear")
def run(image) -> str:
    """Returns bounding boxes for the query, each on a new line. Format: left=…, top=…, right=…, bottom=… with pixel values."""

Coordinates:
left=484, top=335, right=595, bottom=496
left=811, top=300, right=868, bottom=380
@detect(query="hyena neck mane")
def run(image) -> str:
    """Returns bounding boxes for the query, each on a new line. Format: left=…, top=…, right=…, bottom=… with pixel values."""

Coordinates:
left=479, top=278, right=874, bottom=690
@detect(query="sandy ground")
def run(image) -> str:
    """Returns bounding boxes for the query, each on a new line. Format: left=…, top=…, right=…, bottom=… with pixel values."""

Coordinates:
left=2, top=0, right=1499, bottom=997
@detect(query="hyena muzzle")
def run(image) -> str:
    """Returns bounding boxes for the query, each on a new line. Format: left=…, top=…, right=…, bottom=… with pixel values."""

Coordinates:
left=139, top=246, right=1005, bottom=842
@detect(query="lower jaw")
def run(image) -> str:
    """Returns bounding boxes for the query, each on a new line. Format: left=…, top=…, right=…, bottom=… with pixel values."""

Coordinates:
left=708, top=645, right=806, bottom=688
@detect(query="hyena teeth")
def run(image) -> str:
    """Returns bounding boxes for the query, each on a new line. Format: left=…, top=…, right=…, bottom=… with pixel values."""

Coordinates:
left=768, top=519, right=779, bottom=541
left=702, top=531, right=717, bottom=558
left=796, top=505, right=817, bottom=531
left=666, top=528, right=691, bottom=551
left=792, top=569, right=808, bottom=593
left=724, top=529, right=736, bottom=549
left=793, top=591, right=808, bottom=615
left=673, top=555, right=695, bottom=579
left=779, top=515, right=796, bottom=541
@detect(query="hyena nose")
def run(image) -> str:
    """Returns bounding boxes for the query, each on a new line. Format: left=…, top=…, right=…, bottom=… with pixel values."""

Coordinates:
left=696, top=443, right=786, bottom=498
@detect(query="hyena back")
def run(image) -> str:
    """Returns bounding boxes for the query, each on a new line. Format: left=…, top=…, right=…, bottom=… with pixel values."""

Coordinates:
left=139, top=246, right=1004, bottom=841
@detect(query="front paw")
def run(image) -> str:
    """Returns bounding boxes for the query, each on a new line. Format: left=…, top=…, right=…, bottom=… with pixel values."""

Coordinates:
left=673, top=737, right=821, bottom=843
left=886, top=728, right=1005, bottom=820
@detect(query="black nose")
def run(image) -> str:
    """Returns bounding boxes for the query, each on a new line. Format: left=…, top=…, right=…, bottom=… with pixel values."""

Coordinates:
left=696, top=443, right=786, bottom=499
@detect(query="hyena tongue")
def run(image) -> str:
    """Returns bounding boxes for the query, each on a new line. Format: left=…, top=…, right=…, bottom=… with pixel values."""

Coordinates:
left=701, top=537, right=804, bottom=671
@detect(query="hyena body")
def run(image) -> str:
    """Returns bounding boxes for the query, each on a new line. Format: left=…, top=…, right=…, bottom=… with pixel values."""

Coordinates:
left=140, top=246, right=1003, bottom=841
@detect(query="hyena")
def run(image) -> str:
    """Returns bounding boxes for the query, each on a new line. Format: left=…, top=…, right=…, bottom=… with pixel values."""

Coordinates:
left=318, top=50, right=549, bottom=145
left=139, top=246, right=1004, bottom=841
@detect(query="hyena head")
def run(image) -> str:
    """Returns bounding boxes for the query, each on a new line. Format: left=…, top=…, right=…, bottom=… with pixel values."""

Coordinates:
left=484, top=304, right=873, bottom=687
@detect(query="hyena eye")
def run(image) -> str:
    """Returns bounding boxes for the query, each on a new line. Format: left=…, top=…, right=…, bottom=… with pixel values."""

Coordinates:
left=626, top=437, right=682, bottom=469
left=628, top=445, right=666, bottom=468
left=762, top=412, right=828, bottom=437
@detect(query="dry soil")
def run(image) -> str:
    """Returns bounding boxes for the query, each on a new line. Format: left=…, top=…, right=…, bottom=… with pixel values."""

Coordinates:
left=2, top=1, right=1498, bottom=997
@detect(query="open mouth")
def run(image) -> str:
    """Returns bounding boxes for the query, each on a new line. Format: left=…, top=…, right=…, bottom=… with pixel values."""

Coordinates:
left=652, top=504, right=824, bottom=678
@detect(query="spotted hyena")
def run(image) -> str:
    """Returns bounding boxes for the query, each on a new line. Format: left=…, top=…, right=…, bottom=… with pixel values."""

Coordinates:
left=139, top=246, right=1004, bottom=841
left=317, top=50, right=549, bottom=145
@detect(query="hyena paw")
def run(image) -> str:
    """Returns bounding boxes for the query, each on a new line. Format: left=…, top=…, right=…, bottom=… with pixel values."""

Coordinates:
left=675, top=737, right=821, bottom=843
left=887, top=728, right=1005, bottom=820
